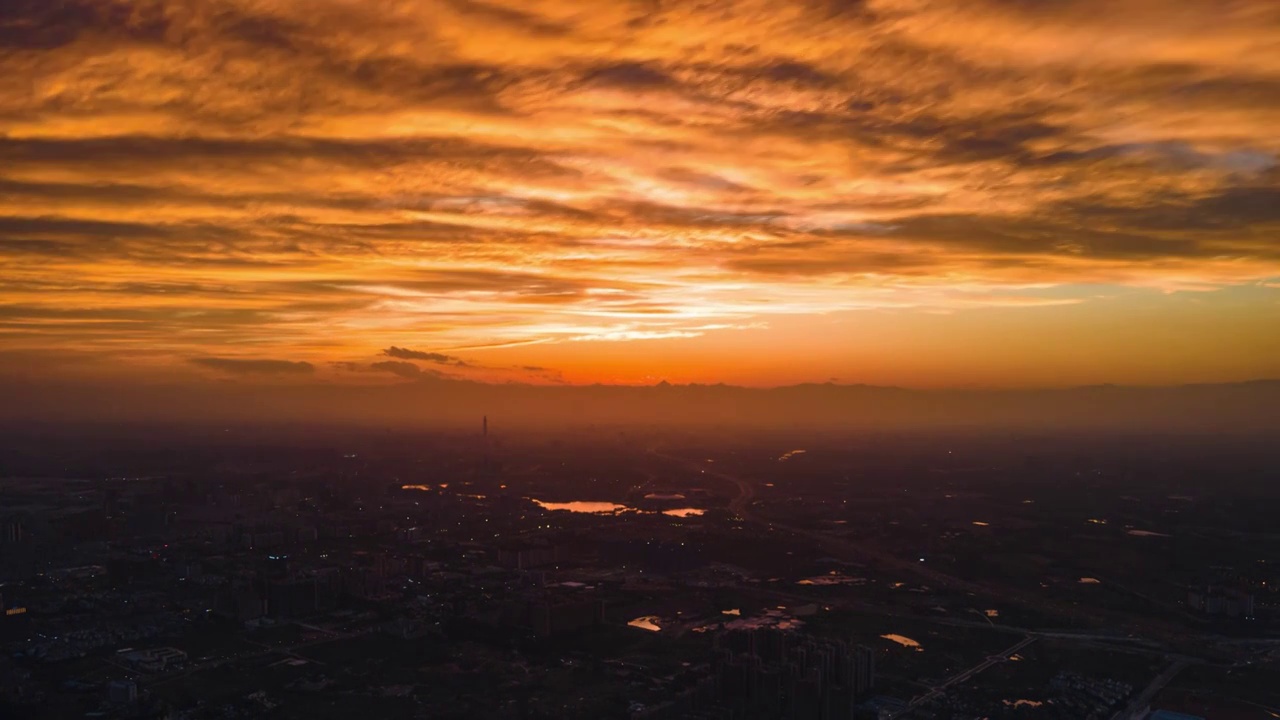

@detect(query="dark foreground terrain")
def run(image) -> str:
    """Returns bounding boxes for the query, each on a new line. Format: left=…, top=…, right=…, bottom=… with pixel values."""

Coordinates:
left=2, top=423, right=1277, bottom=719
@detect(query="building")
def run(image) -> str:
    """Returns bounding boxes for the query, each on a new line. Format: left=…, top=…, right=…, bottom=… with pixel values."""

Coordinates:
left=1187, top=585, right=1256, bottom=619
left=268, top=570, right=341, bottom=619
left=1146, top=711, right=1206, bottom=720
left=107, top=679, right=138, bottom=705
left=530, top=597, right=607, bottom=637
left=497, top=541, right=574, bottom=570
left=707, top=629, right=877, bottom=720
left=1, top=517, right=24, bottom=544
left=121, top=647, right=187, bottom=673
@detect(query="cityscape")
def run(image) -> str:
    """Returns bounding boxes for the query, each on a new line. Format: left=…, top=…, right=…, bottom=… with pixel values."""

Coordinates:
left=2, top=422, right=1278, bottom=718
left=2, top=0, right=1280, bottom=718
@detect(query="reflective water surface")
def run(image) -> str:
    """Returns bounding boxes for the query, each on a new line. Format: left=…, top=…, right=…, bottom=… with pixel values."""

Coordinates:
left=533, top=500, right=628, bottom=513
left=880, top=634, right=923, bottom=651
left=628, top=616, right=661, bottom=632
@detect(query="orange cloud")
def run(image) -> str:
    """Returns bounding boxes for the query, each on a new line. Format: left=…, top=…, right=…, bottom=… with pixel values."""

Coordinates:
left=1, top=0, right=1278, bottom=386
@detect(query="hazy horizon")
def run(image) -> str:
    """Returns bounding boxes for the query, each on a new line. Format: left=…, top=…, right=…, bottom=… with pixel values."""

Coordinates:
left=7, top=374, right=1278, bottom=432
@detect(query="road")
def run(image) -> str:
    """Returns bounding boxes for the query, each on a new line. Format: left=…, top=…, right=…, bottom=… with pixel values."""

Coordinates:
left=890, top=636, right=1038, bottom=717
left=1110, top=658, right=1190, bottom=720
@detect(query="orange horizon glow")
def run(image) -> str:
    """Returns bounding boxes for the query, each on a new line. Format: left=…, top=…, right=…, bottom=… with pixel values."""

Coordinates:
left=1, top=0, right=1279, bottom=390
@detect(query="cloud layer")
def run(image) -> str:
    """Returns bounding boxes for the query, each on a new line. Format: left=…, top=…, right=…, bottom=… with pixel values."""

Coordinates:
left=1, top=0, right=1278, bottom=384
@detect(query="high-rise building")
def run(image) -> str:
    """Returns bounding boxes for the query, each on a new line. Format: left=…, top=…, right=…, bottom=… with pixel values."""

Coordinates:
left=710, top=629, right=876, bottom=719
left=107, top=680, right=138, bottom=705
left=1, top=517, right=25, bottom=544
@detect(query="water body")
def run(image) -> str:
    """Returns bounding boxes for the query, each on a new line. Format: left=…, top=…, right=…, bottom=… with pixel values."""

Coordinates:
left=628, top=616, right=661, bottom=632
left=881, top=634, right=923, bottom=651
left=532, top=499, right=705, bottom=517
left=533, top=500, right=628, bottom=514
left=797, top=573, right=865, bottom=586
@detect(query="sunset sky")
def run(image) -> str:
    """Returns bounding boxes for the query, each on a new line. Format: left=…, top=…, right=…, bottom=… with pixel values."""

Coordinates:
left=2, top=0, right=1279, bottom=390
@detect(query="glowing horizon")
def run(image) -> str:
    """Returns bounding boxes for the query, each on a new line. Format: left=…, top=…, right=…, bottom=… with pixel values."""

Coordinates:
left=2, top=0, right=1279, bottom=389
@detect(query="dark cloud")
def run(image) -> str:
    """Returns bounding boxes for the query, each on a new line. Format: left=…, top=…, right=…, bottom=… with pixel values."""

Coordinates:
left=369, top=360, right=424, bottom=378
left=0, top=135, right=558, bottom=170
left=939, top=121, right=1061, bottom=162
left=0, top=238, right=73, bottom=256
left=1065, top=186, right=1280, bottom=234
left=0, top=0, right=171, bottom=51
left=886, top=214, right=1208, bottom=260
left=0, top=178, right=175, bottom=203
left=0, top=216, right=175, bottom=239
left=610, top=200, right=787, bottom=228
left=334, top=360, right=452, bottom=379
left=761, top=60, right=836, bottom=87
left=382, top=347, right=462, bottom=364
left=1031, top=141, right=1274, bottom=175
left=581, top=62, right=675, bottom=88
left=754, top=108, right=1069, bottom=167
left=334, top=60, right=513, bottom=110
left=1197, top=187, right=1280, bottom=226
left=0, top=216, right=334, bottom=265
left=359, top=270, right=623, bottom=298
left=724, top=252, right=932, bottom=277
left=190, top=357, right=314, bottom=375
left=804, top=0, right=876, bottom=21
left=0, top=216, right=248, bottom=260
left=441, top=0, right=572, bottom=36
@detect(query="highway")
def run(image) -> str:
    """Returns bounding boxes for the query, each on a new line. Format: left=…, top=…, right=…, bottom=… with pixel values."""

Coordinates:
left=890, top=636, right=1038, bottom=717
left=1110, top=658, right=1190, bottom=720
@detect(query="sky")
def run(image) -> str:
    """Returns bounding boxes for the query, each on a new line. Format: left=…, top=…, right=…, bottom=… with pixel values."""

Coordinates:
left=2, top=0, right=1279, bottom=391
